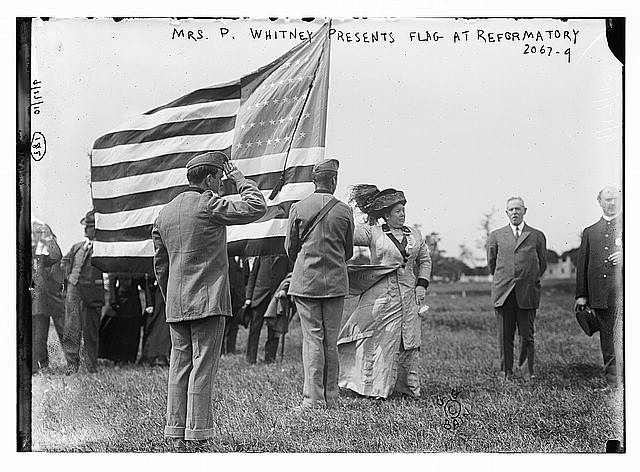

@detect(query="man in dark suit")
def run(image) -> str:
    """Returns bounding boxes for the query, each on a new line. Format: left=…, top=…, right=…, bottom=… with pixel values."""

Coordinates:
left=575, top=186, right=622, bottom=390
left=487, top=197, right=547, bottom=381
left=152, top=151, right=266, bottom=449
left=60, top=210, right=105, bottom=375
left=223, top=256, right=249, bottom=355
left=244, top=254, right=290, bottom=364
left=285, top=158, right=354, bottom=409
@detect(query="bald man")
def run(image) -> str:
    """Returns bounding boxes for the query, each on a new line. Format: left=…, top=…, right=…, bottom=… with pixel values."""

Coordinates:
left=487, top=197, right=548, bottom=381
left=575, top=187, right=623, bottom=391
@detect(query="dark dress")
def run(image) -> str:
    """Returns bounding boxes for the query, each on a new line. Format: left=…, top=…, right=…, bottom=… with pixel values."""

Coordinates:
left=98, top=273, right=145, bottom=363
left=139, top=276, right=171, bottom=366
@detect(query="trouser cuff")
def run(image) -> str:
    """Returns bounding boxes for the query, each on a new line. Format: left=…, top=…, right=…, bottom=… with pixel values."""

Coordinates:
left=164, top=426, right=185, bottom=438
left=185, top=427, right=215, bottom=440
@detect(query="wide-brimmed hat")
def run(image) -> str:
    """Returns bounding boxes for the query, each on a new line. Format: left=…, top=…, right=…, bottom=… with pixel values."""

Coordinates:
left=369, top=188, right=406, bottom=213
left=80, top=209, right=95, bottom=228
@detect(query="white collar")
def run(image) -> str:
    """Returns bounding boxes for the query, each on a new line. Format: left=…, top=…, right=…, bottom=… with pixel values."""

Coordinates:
left=602, top=213, right=621, bottom=221
left=509, top=222, right=524, bottom=233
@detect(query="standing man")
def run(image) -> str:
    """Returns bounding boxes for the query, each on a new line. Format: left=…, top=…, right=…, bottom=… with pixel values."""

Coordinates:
left=244, top=254, right=290, bottom=364
left=285, top=158, right=354, bottom=409
left=575, top=186, right=623, bottom=391
left=61, top=210, right=105, bottom=375
left=152, top=151, right=266, bottom=449
left=487, top=197, right=547, bottom=381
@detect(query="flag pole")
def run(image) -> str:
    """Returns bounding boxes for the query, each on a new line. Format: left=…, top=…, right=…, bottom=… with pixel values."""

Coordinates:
left=268, top=19, right=332, bottom=200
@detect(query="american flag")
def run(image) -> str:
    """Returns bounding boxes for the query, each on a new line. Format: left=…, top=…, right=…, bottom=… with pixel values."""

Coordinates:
left=90, top=22, right=331, bottom=273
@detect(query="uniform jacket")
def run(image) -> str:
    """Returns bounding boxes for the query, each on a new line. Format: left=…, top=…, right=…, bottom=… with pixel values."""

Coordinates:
left=61, top=241, right=105, bottom=307
left=245, top=254, right=290, bottom=308
left=487, top=223, right=548, bottom=309
left=576, top=215, right=623, bottom=309
left=152, top=177, right=266, bottom=323
left=285, top=190, right=354, bottom=298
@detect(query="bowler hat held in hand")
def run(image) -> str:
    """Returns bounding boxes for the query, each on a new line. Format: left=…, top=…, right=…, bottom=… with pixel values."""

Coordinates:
left=575, top=305, right=600, bottom=337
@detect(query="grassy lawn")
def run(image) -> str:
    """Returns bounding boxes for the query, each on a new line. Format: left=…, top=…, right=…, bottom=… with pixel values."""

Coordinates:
left=31, top=291, right=623, bottom=452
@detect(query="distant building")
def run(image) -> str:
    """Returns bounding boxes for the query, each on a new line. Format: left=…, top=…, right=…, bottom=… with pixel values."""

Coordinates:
left=460, top=266, right=492, bottom=282
left=544, top=248, right=578, bottom=280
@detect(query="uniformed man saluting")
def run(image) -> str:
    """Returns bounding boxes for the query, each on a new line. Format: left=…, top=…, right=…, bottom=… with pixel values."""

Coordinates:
left=575, top=186, right=623, bottom=391
left=285, top=158, right=354, bottom=410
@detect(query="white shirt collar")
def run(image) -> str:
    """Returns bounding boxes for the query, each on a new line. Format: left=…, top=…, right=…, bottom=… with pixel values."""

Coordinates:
left=509, top=222, right=524, bottom=234
left=602, top=213, right=621, bottom=221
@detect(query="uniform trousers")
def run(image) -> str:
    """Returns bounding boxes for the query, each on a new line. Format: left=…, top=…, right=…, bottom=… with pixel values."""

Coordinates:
left=495, top=290, right=536, bottom=377
left=293, top=296, right=344, bottom=408
left=165, top=315, right=225, bottom=441
left=595, top=291, right=623, bottom=387
left=245, top=298, right=279, bottom=363
left=62, top=284, right=101, bottom=370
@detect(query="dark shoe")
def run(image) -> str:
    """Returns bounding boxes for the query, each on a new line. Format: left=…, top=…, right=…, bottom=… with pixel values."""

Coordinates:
left=168, top=438, right=186, bottom=452
left=576, top=309, right=599, bottom=336
left=64, top=364, right=79, bottom=376
left=151, top=357, right=169, bottom=367
left=186, top=439, right=210, bottom=452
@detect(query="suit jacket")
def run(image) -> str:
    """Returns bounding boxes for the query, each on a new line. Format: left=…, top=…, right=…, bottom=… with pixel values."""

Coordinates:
left=285, top=190, right=354, bottom=298
left=576, top=215, right=622, bottom=309
left=245, top=254, right=290, bottom=308
left=487, top=223, right=548, bottom=309
left=152, top=178, right=266, bottom=323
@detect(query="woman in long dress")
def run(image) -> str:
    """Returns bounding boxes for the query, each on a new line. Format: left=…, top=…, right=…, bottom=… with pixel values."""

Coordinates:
left=338, top=185, right=431, bottom=399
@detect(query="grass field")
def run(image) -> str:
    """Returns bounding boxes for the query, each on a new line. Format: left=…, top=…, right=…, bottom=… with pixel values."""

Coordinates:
left=30, top=290, right=624, bottom=453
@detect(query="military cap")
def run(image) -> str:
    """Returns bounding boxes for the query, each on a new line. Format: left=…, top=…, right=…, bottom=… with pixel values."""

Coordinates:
left=80, top=209, right=95, bottom=228
left=312, top=158, right=339, bottom=175
left=186, top=151, right=228, bottom=171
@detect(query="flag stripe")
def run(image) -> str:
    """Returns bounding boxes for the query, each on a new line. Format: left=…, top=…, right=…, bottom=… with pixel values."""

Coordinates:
left=227, top=236, right=287, bottom=257
left=95, top=202, right=297, bottom=243
left=93, top=217, right=292, bottom=258
left=92, top=149, right=319, bottom=199
left=106, top=100, right=241, bottom=134
left=91, top=146, right=322, bottom=182
left=92, top=131, right=235, bottom=167
left=144, top=82, right=241, bottom=115
left=93, top=116, right=236, bottom=149
left=90, top=256, right=153, bottom=274
left=94, top=167, right=312, bottom=214
left=95, top=182, right=313, bottom=230
left=90, top=148, right=230, bottom=182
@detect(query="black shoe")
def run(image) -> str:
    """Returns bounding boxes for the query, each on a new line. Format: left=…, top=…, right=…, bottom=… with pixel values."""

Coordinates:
left=151, top=357, right=169, bottom=367
left=576, top=309, right=599, bottom=336
left=168, top=438, right=186, bottom=452
left=64, top=364, right=79, bottom=376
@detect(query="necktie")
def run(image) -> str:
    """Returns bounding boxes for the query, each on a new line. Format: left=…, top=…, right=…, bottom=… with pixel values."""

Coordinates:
left=515, top=227, right=520, bottom=240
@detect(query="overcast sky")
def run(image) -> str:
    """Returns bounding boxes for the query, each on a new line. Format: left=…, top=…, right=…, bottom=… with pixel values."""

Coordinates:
left=30, top=17, right=622, bottom=263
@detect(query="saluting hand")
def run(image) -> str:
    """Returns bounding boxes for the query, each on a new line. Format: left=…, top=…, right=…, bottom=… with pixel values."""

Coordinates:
left=223, top=161, right=242, bottom=180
